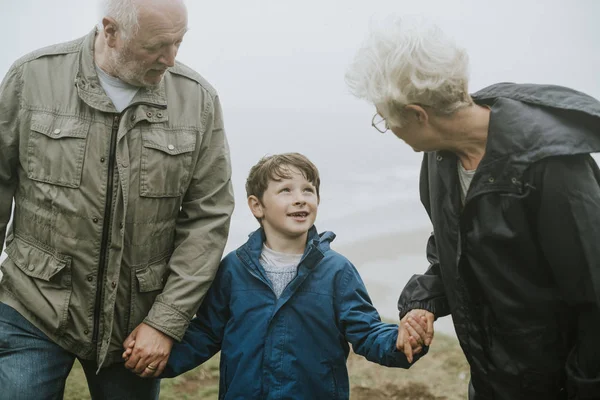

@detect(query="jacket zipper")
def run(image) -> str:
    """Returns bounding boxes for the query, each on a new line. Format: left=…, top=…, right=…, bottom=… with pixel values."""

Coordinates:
left=240, top=257, right=274, bottom=292
left=92, top=114, right=120, bottom=343
left=90, top=102, right=167, bottom=344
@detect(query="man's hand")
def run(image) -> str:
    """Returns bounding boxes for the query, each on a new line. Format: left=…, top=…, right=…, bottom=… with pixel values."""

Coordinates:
left=122, top=323, right=174, bottom=378
left=396, top=309, right=435, bottom=363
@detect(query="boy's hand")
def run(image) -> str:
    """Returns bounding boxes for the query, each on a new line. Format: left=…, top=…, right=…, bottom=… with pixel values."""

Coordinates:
left=396, top=309, right=435, bottom=363
left=122, top=339, right=135, bottom=360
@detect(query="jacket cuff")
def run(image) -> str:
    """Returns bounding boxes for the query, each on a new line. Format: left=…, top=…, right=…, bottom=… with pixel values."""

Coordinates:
left=387, top=344, right=430, bottom=368
left=144, top=301, right=190, bottom=341
left=398, top=298, right=450, bottom=321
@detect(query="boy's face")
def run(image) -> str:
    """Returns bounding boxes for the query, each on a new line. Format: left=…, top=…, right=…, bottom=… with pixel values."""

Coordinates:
left=248, top=166, right=319, bottom=245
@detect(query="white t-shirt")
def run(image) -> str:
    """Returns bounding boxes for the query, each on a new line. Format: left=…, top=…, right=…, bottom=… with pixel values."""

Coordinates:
left=458, top=160, right=476, bottom=205
left=95, top=64, right=139, bottom=112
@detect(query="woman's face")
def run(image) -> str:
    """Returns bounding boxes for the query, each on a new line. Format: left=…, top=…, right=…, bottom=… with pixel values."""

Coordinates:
left=381, top=105, right=442, bottom=152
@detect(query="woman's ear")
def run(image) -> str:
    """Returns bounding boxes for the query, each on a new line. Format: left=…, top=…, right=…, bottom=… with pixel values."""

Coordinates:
left=247, top=195, right=264, bottom=219
left=405, top=104, right=429, bottom=124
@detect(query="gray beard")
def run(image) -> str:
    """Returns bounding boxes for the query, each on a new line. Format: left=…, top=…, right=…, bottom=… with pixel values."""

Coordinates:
left=107, top=50, right=161, bottom=90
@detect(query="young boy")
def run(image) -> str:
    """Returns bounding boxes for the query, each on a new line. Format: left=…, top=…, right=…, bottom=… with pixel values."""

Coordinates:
left=124, top=153, right=428, bottom=399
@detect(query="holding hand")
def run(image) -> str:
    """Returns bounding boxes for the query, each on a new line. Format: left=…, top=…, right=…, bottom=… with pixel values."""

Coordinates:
left=396, top=309, right=435, bottom=363
left=122, top=339, right=135, bottom=360
left=122, top=323, right=174, bottom=378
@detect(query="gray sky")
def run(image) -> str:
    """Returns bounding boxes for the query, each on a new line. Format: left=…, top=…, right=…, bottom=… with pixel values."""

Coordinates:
left=4, top=1, right=599, bottom=107
left=1, top=0, right=600, bottom=251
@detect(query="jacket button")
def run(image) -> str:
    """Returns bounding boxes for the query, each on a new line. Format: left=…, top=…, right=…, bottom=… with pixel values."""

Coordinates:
left=53, top=129, right=61, bottom=135
left=157, top=112, right=163, bottom=118
left=87, top=276, right=93, bottom=282
left=436, top=155, right=443, bottom=161
left=84, top=330, right=89, bottom=335
left=511, top=177, right=518, bottom=184
left=167, top=144, right=175, bottom=151
left=28, top=264, right=35, bottom=271
left=93, top=217, right=99, bottom=223
left=100, top=157, right=106, bottom=163
left=111, top=282, right=117, bottom=289
left=146, top=112, right=153, bottom=118
left=488, top=177, right=495, bottom=183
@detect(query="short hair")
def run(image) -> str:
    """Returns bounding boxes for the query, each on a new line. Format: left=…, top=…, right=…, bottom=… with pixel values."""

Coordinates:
left=345, top=17, right=473, bottom=127
left=98, top=0, right=140, bottom=40
left=246, top=153, right=321, bottom=202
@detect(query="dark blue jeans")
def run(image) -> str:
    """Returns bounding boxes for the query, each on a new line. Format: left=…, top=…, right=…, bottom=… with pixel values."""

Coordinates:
left=0, top=302, right=160, bottom=400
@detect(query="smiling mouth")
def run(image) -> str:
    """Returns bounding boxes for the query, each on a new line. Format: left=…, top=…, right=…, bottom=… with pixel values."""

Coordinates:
left=288, top=212, right=308, bottom=218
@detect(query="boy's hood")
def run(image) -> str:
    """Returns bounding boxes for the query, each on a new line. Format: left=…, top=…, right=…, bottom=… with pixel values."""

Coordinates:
left=239, top=226, right=336, bottom=270
left=243, top=226, right=335, bottom=252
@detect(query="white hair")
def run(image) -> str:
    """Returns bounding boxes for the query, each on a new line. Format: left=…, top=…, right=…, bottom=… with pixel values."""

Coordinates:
left=97, top=0, right=140, bottom=40
left=345, top=17, right=472, bottom=127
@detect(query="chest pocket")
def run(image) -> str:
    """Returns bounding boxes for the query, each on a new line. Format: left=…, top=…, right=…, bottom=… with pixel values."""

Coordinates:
left=27, top=112, right=90, bottom=188
left=140, top=129, right=197, bottom=197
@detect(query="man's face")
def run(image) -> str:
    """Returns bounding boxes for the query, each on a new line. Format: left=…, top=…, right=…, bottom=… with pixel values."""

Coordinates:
left=250, top=167, right=319, bottom=244
left=110, top=1, right=188, bottom=88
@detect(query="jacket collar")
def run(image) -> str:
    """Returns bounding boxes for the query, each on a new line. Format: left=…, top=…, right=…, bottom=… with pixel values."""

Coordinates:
left=472, top=82, right=600, bottom=119
left=444, top=83, right=600, bottom=200
left=237, top=225, right=335, bottom=277
left=74, top=28, right=168, bottom=113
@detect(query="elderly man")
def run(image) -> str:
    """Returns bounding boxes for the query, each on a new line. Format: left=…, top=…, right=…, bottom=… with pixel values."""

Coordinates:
left=346, top=18, right=600, bottom=400
left=0, top=0, right=234, bottom=398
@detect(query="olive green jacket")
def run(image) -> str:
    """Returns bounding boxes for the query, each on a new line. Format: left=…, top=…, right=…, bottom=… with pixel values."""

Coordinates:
left=0, top=29, right=234, bottom=367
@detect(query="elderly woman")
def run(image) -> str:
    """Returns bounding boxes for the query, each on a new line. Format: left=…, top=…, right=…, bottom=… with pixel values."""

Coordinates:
left=346, top=18, right=600, bottom=400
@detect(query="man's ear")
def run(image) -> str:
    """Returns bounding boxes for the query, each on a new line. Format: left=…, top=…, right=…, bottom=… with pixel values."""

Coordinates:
left=248, top=195, right=264, bottom=219
left=102, top=17, right=119, bottom=48
left=405, top=104, right=429, bottom=124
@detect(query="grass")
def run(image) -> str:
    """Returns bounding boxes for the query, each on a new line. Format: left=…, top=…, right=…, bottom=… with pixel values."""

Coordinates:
left=65, top=332, right=469, bottom=400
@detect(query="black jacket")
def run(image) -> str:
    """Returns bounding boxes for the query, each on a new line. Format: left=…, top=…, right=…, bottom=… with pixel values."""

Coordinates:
left=398, top=83, right=600, bottom=400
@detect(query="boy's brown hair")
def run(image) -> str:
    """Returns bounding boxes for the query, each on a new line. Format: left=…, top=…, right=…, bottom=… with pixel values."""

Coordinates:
left=246, top=153, right=321, bottom=202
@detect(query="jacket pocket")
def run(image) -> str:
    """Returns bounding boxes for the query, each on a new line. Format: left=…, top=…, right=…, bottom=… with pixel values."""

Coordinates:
left=1, top=235, right=72, bottom=334
left=490, top=323, right=558, bottom=366
left=27, top=112, right=89, bottom=188
left=323, top=362, right=349, bottom=400
left=128, top=254, right=170, bottom=331
left=139, top=129, right=196, bottom=197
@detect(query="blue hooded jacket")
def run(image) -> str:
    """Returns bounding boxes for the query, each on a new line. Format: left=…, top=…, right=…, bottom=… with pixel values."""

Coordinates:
left=165, top=226, right=423, bottom=399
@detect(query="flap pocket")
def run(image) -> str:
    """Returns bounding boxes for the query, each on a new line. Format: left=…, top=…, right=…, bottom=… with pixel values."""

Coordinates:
left=30, top=112, right=89, bottom=139
left=4, top=236, right=71, bottom=281
left=135, top=255, right=170, bottom=292
left=27, top=112, right=89, bottom=187
left=141, top=129, right=196, bottom=155
left=139, top=129, right=197, bottom=197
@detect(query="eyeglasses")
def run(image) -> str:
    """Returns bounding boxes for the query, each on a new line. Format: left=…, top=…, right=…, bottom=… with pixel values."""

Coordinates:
left=371, top=113, right=389, bottom=134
